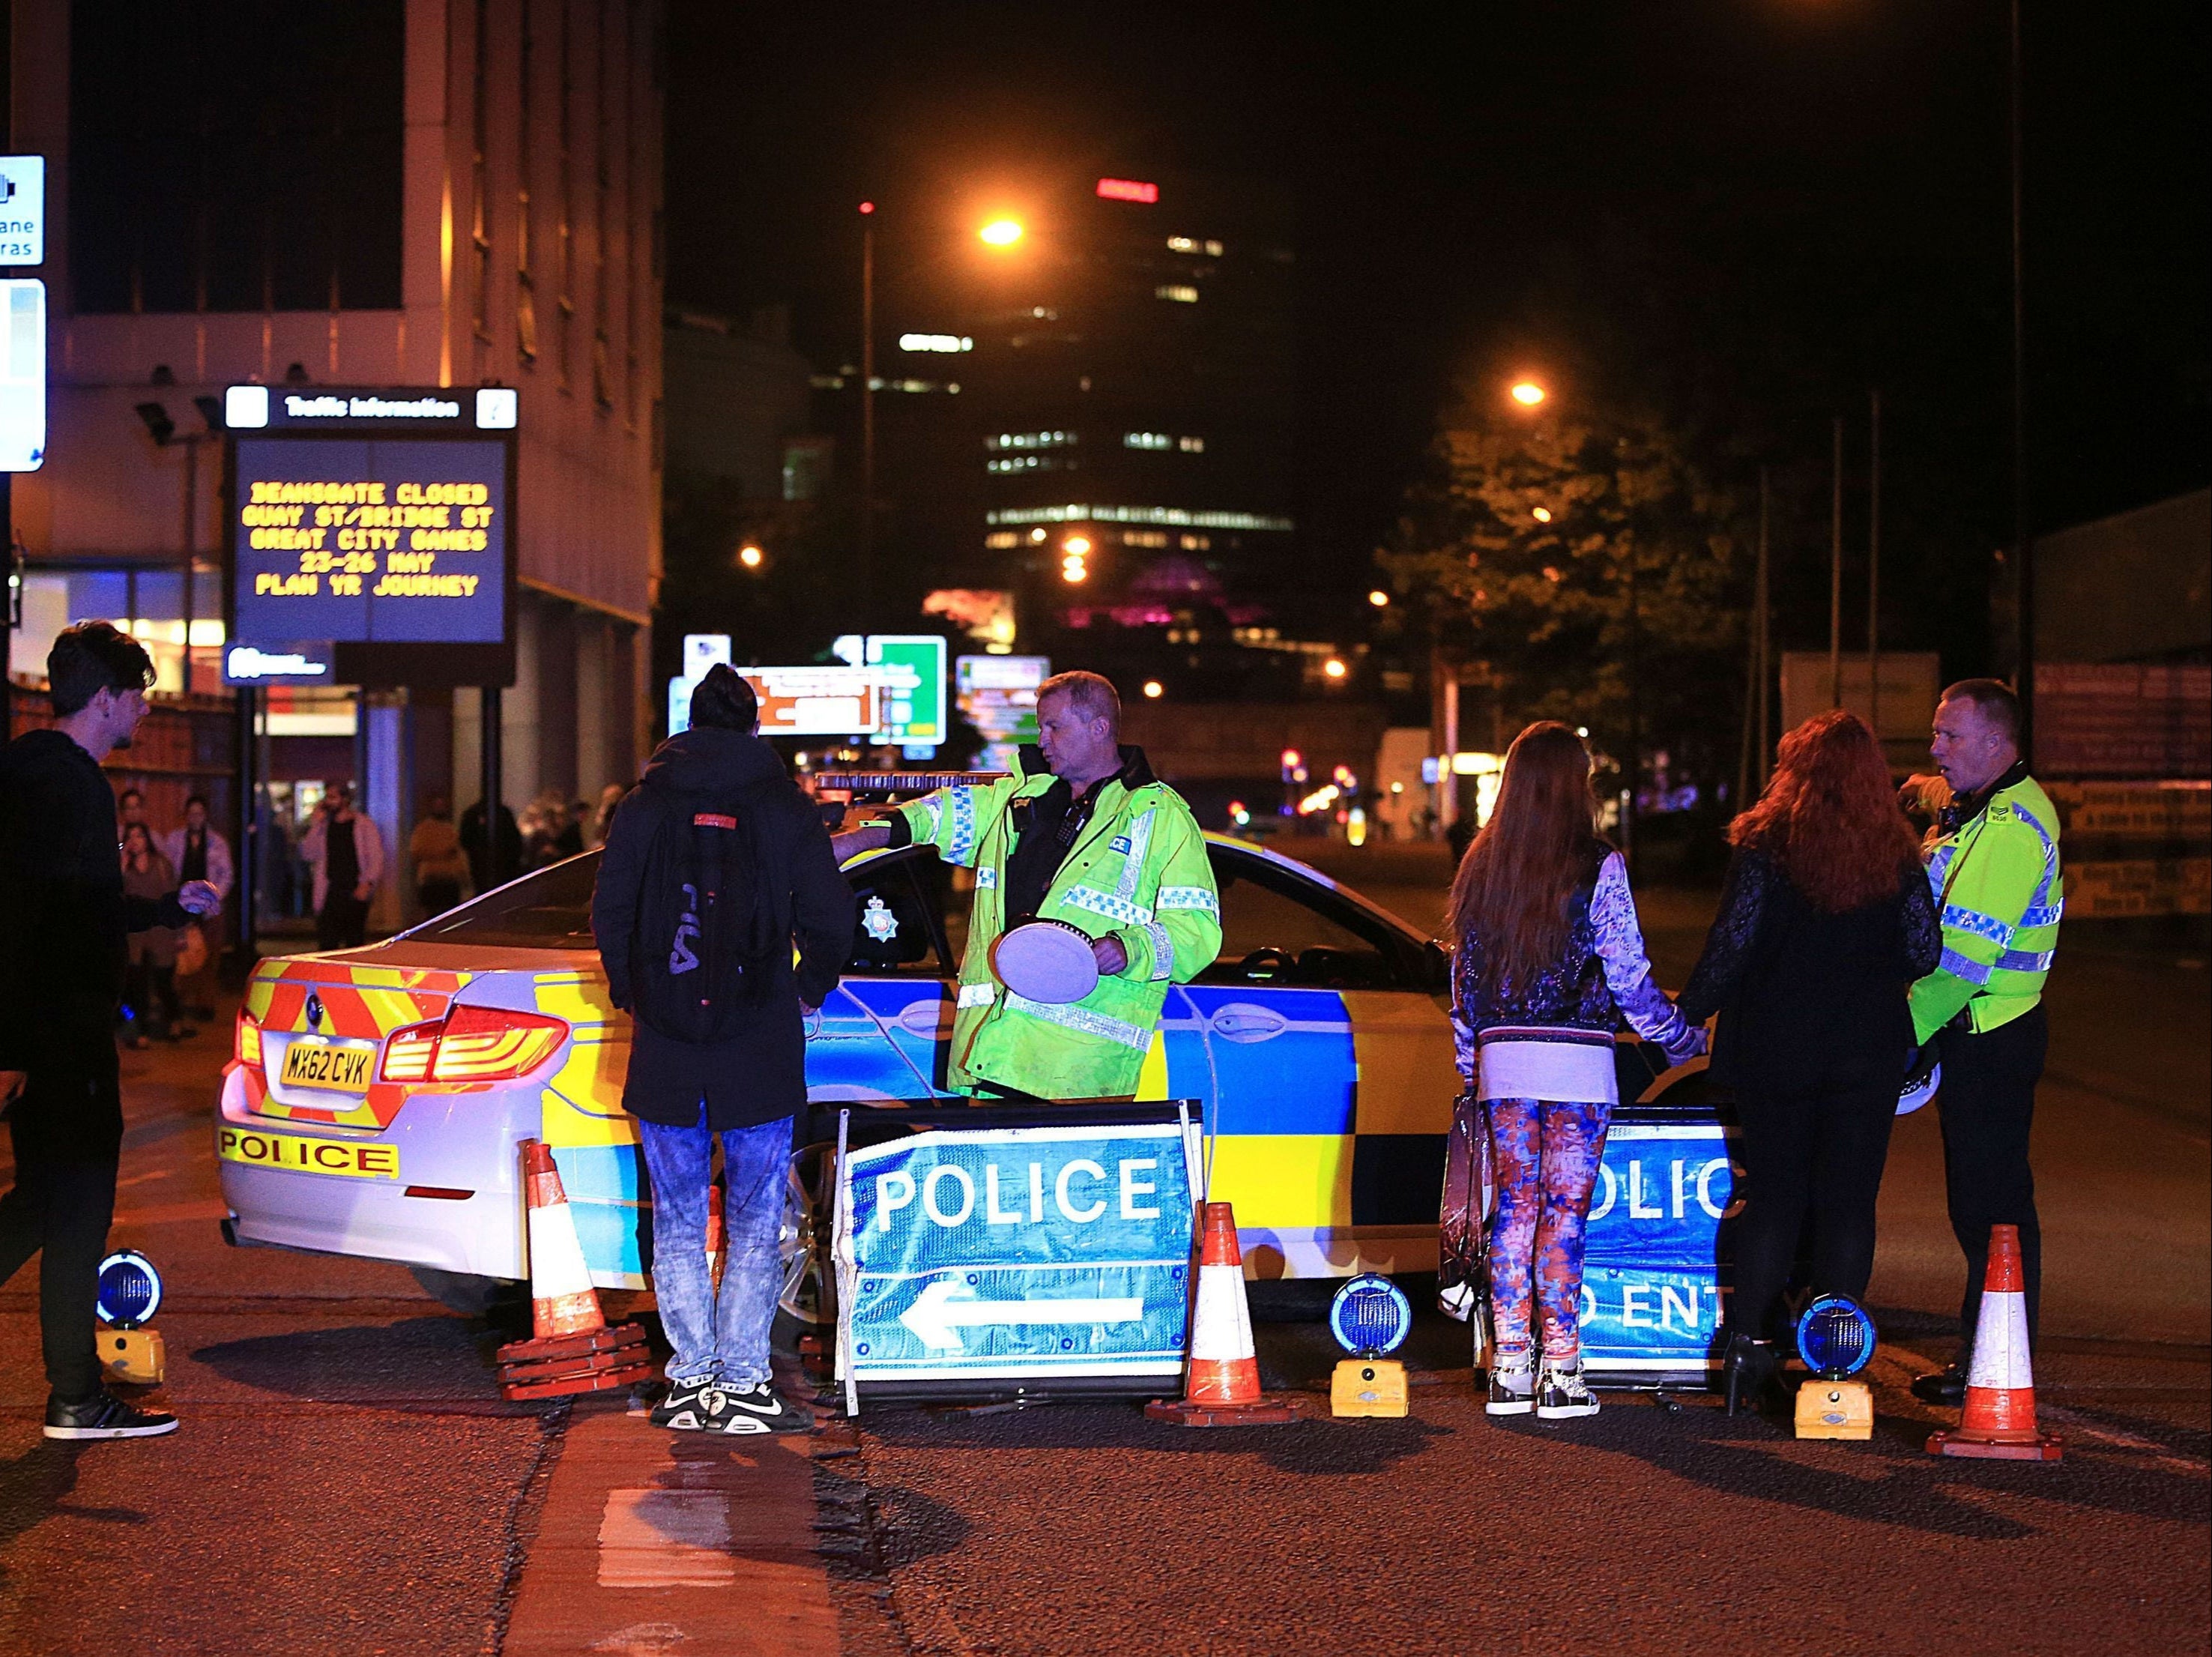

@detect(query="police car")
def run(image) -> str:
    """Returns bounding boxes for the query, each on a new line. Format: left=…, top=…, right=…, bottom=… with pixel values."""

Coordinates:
left=218, top=835, right=1730, bottom=1377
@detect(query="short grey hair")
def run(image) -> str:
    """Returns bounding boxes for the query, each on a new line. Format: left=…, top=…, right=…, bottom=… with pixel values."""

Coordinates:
left=1940, top=678, right=2021, bottom=746
left=1038, top=669, right=1121, bottom=734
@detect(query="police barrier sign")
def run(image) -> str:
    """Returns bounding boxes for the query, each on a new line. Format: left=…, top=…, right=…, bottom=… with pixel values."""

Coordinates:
left=838, top=1123, right=1196, bottom=1388
left=1580, top=1119, right=1740, bottom=1377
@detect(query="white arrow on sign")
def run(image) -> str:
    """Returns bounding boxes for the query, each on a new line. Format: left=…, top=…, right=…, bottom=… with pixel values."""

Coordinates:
left=896, top=1277, right=1143, bottom=1351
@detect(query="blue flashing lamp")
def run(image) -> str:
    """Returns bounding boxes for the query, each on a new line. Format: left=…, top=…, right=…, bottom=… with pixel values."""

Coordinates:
left=97, top=1249, right=163, bottom=1329
left=1795, top=1294, right=1876, bottom=1381
left=1329, top=1274, right=1412, bottom=1360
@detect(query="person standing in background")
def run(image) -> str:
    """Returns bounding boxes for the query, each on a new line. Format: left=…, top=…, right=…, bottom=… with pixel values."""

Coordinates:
left=1676, top=712, right=1941, bottom=1412
left=301, top=781, right=382, bottom=951
left=120, top=822, right=191, bottom=1046
left=1447, top=722, right=1705, bottom=1422
left=461, top=794, right=523, bottom=894
left=409, top=793, right=470, bottom=917
left=115, top=787, right=146, bottom=833
left=1907, top=680, right=2064, bottom=1407
left=157, top=794, right=232, bottom=1021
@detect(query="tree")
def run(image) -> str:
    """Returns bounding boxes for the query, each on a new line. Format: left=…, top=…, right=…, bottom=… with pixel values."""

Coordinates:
left=1381, top=383, right=1747, bottom=803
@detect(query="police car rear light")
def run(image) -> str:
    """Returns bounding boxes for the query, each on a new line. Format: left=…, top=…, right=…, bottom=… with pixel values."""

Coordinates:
left=235, top=1011, right=263, bottom=1069
left=379, top=1021, right=441, bottom=1082
left=377, top=1006, right=569, bottom=1084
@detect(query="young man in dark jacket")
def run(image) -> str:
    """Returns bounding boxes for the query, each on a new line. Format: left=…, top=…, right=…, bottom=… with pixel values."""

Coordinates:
left=0, top=624, right=220, bottom=1440
left=590, top=665, right=852, bottom=1433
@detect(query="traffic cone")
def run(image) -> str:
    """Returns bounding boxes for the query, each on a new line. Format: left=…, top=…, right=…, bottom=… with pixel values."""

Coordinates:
left=1146, top=1203, right=1293, bottom=1427
left=497, top=1139, right=654, bottom=1401
left=1927, top=1224, right=2062, bottom=1461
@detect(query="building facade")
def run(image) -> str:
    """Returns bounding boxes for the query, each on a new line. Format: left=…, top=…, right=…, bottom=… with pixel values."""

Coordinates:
left=950, top=170, right=1299, bottom=695
left=8, top=0, right=662, bottom=928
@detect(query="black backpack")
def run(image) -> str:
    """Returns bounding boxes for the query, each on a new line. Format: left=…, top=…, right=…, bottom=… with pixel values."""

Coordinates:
left=627, top=790, right=779, bottom=1042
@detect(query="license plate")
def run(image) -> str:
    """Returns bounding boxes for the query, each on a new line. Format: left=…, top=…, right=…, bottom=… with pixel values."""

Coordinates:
left=279, top=1038, right=375, bottom=1093
left=217, top=1126, right=399, bottom=1180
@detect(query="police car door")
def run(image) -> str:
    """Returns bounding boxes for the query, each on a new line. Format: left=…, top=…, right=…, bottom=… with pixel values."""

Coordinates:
left=809, top=848, right=960, bottom=1101
left=1190, top=845, right=1452, bottom=1279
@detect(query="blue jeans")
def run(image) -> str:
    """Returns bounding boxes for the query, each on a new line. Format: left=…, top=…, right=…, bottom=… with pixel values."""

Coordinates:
left=635, top=1110, right=791, bottom=1388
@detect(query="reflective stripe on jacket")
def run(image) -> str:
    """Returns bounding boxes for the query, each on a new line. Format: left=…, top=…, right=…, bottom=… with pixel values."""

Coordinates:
left=1910, top=771, right=2063, bottom=1042
left=892, top=745, right=1221, bottom=1099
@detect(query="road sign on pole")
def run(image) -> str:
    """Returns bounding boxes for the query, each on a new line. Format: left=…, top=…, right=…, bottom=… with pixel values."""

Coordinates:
left=0, top=280, right=46, bottom=471
left=866, top=634, right=946, bottom=744
left=0, top=157, right=46, bottom=265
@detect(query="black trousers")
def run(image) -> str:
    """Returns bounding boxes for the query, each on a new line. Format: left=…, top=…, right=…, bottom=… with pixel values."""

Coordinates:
left=1728, top=1075, right=1900, bottom=1342
left=317, top=891, right=369, bottom=950
left=0, top=1035, right=124, bottom=1403
left=1937, top=1003, right=2046, bottom=1352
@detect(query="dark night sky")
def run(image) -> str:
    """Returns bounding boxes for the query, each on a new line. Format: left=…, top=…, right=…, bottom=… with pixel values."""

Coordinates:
left=665, top=1, right=2208, bottom=654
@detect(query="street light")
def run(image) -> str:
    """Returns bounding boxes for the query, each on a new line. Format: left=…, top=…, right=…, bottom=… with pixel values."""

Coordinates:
left=737, top=543, right=765, bottom=570
left=1323, top=657, right=1348, bottom=680
left=1063, top=534, right=1092, bottom=557
left=1142, top=680, right=1164, bottom=699
left=1509, top=380, right=1547, bottom=407
left=1367, top=589, right=1389, bottom=608
left=1532, top=506, right=1553, bottom=523
left=978, top=218, right=1024, bottom=249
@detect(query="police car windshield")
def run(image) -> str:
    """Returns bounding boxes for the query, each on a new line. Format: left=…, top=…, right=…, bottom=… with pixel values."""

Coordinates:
left=406, top=851, right=601, bottom=949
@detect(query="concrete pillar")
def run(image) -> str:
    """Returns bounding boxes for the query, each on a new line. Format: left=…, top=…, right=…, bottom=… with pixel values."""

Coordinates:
left=575, top=616, right=610, bottom=797
left=503, top=600, right=542, bottom=814
left=364, top=692, right=408, bottom=934
left=452, top=686, right=483, bottom=814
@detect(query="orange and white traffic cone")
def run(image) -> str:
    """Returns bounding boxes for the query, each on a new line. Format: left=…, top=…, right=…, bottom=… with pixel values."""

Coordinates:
left=1927, top=1223, right=2062, bottom=1461
left=497, top=1139, right=655, bottom=1401
left=1146, top=1202, right=1293, bottom=1427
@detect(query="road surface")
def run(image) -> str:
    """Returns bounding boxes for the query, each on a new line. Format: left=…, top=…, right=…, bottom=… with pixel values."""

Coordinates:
left=1, top=851, right=2203, bottom=1654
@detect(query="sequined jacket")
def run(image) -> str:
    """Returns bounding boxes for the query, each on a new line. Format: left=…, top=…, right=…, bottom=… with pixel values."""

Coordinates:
left=1450, top=850, right=1698, bottom=1084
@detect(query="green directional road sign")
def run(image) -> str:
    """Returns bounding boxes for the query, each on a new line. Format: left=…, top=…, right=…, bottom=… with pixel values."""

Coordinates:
left=867, top=634, right=946, bottom=744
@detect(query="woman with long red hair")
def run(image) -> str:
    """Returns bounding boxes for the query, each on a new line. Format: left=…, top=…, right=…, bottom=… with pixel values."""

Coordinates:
left=1679, top=710, right=1940, bottom=1410
left=1448, top=722, right=1705, bottom=1421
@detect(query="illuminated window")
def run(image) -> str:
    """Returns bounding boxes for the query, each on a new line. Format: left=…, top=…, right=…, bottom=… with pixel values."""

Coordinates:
left=1125, top=432, right=1170, bottom=450
left=986, top=431, right=1076, bottom=451
left=1155, top=285, right=1200, bottom=304
left=1178, top=534, right=1211, bottom=552
left=1097, top=177, right=1160, bottom=203
left=1178, top=435, right=1205, bottom=453
left=1205, top=239, right=1224, bottom=257
left=900, top=333, right=973, bottom=353
left=1165, top=237, right=1224, bottom=258
left=985, top=531, right=1021, bottom=549
left=985, top=505, right=1294, bottom=534
left=1121, top=531, right=1169, bottom=548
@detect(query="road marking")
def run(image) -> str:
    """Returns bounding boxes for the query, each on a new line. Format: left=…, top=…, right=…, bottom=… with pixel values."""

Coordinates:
left=898, top=1278, right=1143, bottom=1348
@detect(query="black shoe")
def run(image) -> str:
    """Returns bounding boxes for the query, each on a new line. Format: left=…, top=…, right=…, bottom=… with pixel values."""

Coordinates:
left=1722, top=1333, right=1781, bottom=1417
left=715, top=1380, right=812, bottom=1435
left=1912, top=1365, right=1967, bottom=1406
left=650, top=1376, right=731, bottom=1432
left=1535, top=1357, right=1601, bottom=1421
left=44, top=1391, right=179, bottom=1440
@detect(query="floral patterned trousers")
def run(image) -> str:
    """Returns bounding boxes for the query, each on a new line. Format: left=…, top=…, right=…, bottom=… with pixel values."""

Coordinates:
left=1486, top=1097, right=1612, bottom=1362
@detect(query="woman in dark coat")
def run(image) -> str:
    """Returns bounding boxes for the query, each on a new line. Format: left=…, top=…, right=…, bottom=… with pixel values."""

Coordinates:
left=1678, top=710, right=1941, bottom=1410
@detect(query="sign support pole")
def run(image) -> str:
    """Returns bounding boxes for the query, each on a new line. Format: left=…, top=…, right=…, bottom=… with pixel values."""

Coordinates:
left=233, top=685, right=258, bottom=977
left=480, top=685, right=504, bottom=887
left=1, top=471, right=13, bottom=743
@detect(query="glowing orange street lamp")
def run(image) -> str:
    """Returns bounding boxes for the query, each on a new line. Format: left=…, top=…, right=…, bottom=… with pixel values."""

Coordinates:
left=1142, top=680, right=1164, bottom=699
left=1509, top=380, right=1547, bottom=407
left=1063, top=534, right=1093, bottom=556
left=1367, top=589, right=1390, bottom=607
left=978, top=217, right=1025, bottom=248
left=1323, top=657, right=1349, bottom=680
left=737, top=543, right=765, bottom=570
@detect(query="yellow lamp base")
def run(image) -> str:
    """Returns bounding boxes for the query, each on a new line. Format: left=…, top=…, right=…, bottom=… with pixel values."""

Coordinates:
left=1795, top=1377, right=1873, bottom=1440
left=99, top=1326, right=166, bottom=1386
left=1331, top=1359, right=1408, bottom=1419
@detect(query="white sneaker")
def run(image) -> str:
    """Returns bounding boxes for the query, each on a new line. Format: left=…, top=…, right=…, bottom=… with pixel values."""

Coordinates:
left=1486, top=1355, right=1536, bottom=1416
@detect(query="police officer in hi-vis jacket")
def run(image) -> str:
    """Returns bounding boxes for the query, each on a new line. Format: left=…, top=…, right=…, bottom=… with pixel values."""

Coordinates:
left=830, top=671, right=1221, bottom=1101
left=1908, top=678, right=2064, bottom=1406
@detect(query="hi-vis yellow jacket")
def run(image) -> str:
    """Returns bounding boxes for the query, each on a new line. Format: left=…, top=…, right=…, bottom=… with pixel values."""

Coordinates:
left=892, top=746, right=1221, bottom=1099
left=1911, top=764, right=2064, bottom=1043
